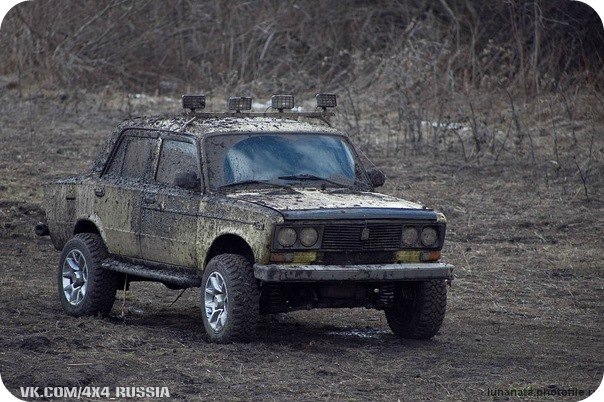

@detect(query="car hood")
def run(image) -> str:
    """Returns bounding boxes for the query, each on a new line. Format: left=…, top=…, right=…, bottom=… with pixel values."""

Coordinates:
left=227, top=188, right=438, bottom=220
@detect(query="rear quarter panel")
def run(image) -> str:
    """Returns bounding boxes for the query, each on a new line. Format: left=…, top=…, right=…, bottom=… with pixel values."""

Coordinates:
left=44, top=176, right=99, bottom=250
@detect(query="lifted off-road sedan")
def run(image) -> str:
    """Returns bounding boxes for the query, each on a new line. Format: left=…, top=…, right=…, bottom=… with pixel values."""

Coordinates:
left=38, top=94, right=453, bottom=342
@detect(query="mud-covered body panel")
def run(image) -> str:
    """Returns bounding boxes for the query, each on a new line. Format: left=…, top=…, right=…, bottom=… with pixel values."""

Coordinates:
left=140, top=187, right=201, bottom=266
left=230, top=188, right=425, bottom=210
left=197, top=195, right=283, bottom=265
left=228, top=189, right=438, bottom=220
left=44, top=176, right=283, bottom=268
left=255, top=262, right=454, bottom=282
left=44, top=113, right=450, bottom=280
left=44, top=176, right=97, bottom=250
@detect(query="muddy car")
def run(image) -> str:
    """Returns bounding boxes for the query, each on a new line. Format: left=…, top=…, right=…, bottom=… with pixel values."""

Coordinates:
left=38, top=94, right=453, bottom=343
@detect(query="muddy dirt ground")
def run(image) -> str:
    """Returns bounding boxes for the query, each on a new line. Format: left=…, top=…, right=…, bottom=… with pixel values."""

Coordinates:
left=0, top=89, right=602, bottom=400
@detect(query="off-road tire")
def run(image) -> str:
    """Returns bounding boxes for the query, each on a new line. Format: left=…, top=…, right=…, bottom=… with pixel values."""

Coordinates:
left=58, top=233, right=117, bottom=316
left=385, top=280, right=447, bottom=340
left=201, top=254, right=260, bottom=343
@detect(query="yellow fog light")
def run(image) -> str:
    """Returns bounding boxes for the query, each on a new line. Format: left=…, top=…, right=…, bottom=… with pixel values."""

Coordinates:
left=292, top=251, right=317, bottom=264
left=394, top=250, right=421, bottom=263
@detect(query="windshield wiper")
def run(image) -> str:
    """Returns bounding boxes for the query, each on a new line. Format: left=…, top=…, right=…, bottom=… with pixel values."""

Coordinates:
left=218, top=179, right=292, bottom=190
left=278, top=174, right=351, bottom=188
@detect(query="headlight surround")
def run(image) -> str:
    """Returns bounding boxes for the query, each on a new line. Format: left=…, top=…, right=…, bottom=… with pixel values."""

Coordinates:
left=274, top=225, right=322, bottom=249
left=402, top=226, right=419, bottom=246
left=299, top=227, right=318, bottom=247
left=277, top=227, right=297, bottom=247
left=421, top=226, right=438, bottom=247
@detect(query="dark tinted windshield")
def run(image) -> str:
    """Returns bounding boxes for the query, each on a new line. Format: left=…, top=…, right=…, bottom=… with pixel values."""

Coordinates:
left=205, top=133, right=366, bottom=190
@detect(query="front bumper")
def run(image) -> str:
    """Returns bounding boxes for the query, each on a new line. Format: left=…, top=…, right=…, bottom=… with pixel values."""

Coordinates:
left=254, top=262, right=454, bottom=282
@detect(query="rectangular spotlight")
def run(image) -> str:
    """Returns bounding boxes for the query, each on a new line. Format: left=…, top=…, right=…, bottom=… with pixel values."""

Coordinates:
left=181, top=95, right=206, bottom=112
left=271, top=95, right=295, bottom=111
left=316, top=93, right=337, bottom=109
left=227, top=96, right=252, bottom=112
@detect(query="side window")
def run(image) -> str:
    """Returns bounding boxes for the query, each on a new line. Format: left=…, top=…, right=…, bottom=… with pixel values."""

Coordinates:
left=104, top=134, right=156, bottom=181
left=122, top=137, right=155, bottom=180
left=156, top=140, right=200, bottom=189
left=105, top=137, right=127, bottom=177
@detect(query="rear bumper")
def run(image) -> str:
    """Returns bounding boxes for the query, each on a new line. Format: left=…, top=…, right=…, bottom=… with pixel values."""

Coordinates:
left=254, top=262, right=454, bottom=282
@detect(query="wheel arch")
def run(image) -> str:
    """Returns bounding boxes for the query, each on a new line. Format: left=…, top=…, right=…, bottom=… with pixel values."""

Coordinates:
left=73, top=218, right=106, bottom=244
left=204, top=234, right=255, bottom=268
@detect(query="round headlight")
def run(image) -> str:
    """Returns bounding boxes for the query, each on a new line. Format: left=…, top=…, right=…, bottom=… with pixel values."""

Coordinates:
left=277, top=227, right=297, bottom=247
left=299, top=227, right=318, bottom=247
left=421, top=227, right=438, bottom=247
left=402, top=226, right=419, bottom=246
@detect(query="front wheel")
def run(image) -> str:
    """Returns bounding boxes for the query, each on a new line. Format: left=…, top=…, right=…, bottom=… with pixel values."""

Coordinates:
left=385, top=280, right=447, bottom=340
left=201, top=254, right=260, bottom=343
left=58, top=233, right=118, bottom=316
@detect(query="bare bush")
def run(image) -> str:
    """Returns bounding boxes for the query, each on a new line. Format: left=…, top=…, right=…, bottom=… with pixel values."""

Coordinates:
left=1, top=1, right=601, bottom=92
left=1, top=0, right=602, bottom=200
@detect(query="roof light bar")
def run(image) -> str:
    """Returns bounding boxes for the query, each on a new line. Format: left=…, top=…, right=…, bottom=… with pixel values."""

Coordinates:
left=271, top=94, right=294, bottom=111
left=228, top=96, right=252, bottom=112
left=182, top=95, right=206, bottom=112
left=316, top=93, right=337, bottom=110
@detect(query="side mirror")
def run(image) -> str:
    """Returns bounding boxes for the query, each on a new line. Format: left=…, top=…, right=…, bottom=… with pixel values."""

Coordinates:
left=367, top=168, right=385, bottom=188
left=175, top=171, right=200, bottom=191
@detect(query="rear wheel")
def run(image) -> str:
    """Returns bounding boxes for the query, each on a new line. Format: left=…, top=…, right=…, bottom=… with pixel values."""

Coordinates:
left=58, top=233, right=118, bottom=316
left=201, top=254, right=260, bottom=343
left=385, top=280, right=447, bottom=340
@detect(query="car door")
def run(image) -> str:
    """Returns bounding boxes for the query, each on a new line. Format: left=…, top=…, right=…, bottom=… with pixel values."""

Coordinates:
left=140, top=135, right=202, bottom=267
left=95, top=130, right=159, bottom=258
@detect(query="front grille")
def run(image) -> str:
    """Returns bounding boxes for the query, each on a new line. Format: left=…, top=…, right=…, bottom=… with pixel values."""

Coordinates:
left=322, top=223, right=403, bottom=251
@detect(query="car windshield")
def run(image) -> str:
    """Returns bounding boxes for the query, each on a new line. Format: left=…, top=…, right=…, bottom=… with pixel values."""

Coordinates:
left=205, top=133, right=366, bottom=190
